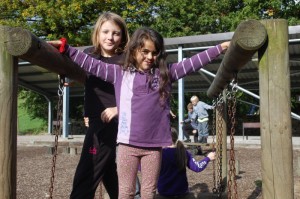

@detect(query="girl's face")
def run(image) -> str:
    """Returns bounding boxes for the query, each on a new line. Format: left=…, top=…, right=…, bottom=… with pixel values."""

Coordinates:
left=135, top=39, right=158, bottom=72
left=98, top=20, right=122, bottom=57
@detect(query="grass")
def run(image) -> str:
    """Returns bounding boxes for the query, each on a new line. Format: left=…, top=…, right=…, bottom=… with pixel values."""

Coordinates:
left=18, top=100, right=46, bottom=135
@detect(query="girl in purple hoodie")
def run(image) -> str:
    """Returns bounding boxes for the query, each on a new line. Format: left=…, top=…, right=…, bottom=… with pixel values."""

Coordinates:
left=49, top=28, right=229, bottom=198
left=157, top=127, right=215, bottom=197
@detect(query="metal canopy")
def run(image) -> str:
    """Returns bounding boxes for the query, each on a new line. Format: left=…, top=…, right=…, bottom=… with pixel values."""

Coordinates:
left=18, top=25, right=300, bottom=99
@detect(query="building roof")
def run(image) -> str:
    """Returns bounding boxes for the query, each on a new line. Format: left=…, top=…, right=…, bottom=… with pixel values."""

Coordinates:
left=18, top=25, right=300, bottom=99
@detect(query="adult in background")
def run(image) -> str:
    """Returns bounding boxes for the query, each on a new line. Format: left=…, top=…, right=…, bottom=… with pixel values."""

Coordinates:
left=190, top=95, right=213, bottom=144
left=180, top=103, right=198, bottom=143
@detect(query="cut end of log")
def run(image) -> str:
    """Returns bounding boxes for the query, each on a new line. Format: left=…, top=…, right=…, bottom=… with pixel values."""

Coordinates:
left=0, top=25, right=32, bottom=56
left=234, top=19, right=267, bottom=51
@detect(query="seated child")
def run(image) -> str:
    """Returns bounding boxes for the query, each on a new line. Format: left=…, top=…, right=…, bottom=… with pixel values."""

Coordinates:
left=157, top=127, right=215, bottom=197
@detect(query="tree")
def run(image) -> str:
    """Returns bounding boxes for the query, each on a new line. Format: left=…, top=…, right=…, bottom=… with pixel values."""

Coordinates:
left=1, top=0, right=299, bottom=122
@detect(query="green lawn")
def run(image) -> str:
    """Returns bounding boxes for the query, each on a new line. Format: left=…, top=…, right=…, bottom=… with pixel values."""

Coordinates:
left=18, top=100, right=46, bottom=135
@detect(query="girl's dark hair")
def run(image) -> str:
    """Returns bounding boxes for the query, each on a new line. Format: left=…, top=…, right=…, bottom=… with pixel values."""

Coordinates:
left=123, top=27, right=170, bottom=104
left=171, top=127, right=187, bottom=171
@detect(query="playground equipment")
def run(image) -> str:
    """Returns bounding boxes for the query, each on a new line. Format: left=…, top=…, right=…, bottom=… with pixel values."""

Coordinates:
left=207, top=19, right=293, bottom=199
left=0, top=19, right=294, bottom=198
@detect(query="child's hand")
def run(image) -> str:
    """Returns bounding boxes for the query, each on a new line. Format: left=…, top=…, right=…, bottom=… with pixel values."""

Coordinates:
left=206, top=152, right=216, bottom=161
left=220, top=41, right=230, bottom=53
left=83, top=117, right=89, bottom=127
left=47, top=40, right=62, bottom=48
left=101, top=107, right=118, bottom=123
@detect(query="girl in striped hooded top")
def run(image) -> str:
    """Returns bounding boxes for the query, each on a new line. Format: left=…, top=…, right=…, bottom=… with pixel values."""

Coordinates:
left=48, top=27, right=229, bottom=198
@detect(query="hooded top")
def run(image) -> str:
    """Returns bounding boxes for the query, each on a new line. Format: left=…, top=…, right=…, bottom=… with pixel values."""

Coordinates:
left=157, top=148, right=210, bottom=196
left=63, top=44, right=222, bottom=147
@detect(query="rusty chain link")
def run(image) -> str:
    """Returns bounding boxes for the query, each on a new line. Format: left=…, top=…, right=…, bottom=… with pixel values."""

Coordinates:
left=213, top=96, right=225, bottom=198
left=227, top=78, right=238, bottom=199
left=48, top=75, right=64, bottom=199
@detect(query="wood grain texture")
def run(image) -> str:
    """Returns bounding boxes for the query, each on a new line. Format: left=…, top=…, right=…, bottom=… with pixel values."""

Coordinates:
left=1, top=25, right=86, bottom=84
left=207, top=19, right=267, bottom=98
left=0, top=38, right=17, bottom=198
left=259, top=19, right=293, bottom=199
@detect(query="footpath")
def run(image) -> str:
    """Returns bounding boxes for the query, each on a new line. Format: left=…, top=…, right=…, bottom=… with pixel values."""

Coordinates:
left=17, top=134, right=300, bottom=149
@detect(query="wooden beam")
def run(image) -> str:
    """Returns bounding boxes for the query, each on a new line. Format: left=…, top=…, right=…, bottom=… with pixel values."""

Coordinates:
left=259, top=19, right=293, bottom=199
left=1, top=25, right=85, bottom=84
left=0, top=32, right=17, bottom=198
left=207, top=19, right=267, bottom=98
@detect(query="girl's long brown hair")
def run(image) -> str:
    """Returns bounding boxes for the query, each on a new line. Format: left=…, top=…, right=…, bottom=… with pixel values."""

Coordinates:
left=171, top=127, right=187, bottom=171
left=123, top=27, right=170, bottom=104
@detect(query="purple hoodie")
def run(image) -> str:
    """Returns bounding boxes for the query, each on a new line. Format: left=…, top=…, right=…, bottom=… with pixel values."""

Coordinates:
left=158, top=148, right=211, bottom=196
left=64, top=44, right=222, bottom=147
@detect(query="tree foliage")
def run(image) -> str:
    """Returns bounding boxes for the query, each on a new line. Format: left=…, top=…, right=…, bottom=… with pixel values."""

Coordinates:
left=1, top=0, right=299, bottom=122
left=2, top=0, right=299, bottom=40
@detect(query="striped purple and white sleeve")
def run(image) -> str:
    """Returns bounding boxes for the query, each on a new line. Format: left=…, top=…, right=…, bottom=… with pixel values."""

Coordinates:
left=169, top=44, right=223, bottom=81
left=64, top=45, right=120, bottom=84
left=186, top=151, right=210, bottom=172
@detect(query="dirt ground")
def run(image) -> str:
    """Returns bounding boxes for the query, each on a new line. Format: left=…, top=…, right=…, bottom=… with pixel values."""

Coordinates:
left=17, top=146, right=300, bottom=199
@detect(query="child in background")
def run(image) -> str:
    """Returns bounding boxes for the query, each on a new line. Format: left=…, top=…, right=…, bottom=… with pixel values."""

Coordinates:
left=157, top=127, right=215, bottom=197
left=180, top=103, right=198, bottom=143
left=49, top=27, right=229, bottom=198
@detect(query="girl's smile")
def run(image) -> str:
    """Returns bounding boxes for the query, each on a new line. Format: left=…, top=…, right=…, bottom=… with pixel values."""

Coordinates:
left=135, top=39, right=158, bottom=72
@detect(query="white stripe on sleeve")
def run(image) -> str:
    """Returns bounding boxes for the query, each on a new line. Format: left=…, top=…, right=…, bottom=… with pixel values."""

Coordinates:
left=197, top=54, right=203, bottom=67
left=80, top=54, right=88, bottom=69
left=206, top=51, right=211, bottom=62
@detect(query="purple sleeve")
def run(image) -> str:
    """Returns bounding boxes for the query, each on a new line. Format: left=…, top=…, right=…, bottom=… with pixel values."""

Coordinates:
left=168, top=45, right=222, bottom=82
left=64, top=45, right=120, bottom=84
left=186, top=151, right=210, bottom=172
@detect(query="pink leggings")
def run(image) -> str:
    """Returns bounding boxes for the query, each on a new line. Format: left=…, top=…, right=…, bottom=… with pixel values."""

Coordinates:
left=117, top=144, right=162, bottom=199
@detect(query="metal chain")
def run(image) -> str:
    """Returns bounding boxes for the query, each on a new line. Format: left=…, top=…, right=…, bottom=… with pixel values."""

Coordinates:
left=227, top=79, right=238, bottom=199
left=48, top=75, right=64, bottom=199
left=212, top=100, right=217, bottom=193
left=215, top=97, right=225, bottom=198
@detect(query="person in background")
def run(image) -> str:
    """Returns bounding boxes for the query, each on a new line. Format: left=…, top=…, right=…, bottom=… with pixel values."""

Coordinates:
left=48, top=27, right=229, bottom=198
left=157, top=127, right=215, bottom=197
left=180, top=103, right=198, bottom=143
left=70, top=12, right=129, bottom=199
left=190, top=95, right=214, bottom=144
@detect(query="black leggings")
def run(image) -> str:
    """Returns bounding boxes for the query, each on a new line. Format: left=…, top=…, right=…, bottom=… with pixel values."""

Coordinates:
left=70, top=117, right=118, bottom=199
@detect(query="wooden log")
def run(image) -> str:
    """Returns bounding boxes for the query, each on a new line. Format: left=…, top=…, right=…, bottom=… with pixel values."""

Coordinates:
left=0, top=29, right=17, bottom=198
left=296, top=157, right=300, bottom=177
left=207, top=19, right=267, bottom=98
left=62, top=147, right=70, bottom=154
left=47, top=146, right=55, bottom=155
left=259, top=19, right=293, bottom=199
left=69, top=147, right=77, bottom=155
left=1, top=25, right=86, bottom=84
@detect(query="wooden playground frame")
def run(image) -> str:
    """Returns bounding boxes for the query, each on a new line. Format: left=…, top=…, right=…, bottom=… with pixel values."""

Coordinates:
left=0, top=19, right=294, bottom=198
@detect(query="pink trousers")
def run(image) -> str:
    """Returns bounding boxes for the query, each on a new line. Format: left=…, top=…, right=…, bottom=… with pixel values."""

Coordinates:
left=117, top=144, right=162, bottom=199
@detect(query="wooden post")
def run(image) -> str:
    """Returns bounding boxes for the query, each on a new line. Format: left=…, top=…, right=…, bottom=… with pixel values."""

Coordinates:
left=296, top=157, right=300, bottom=177
left=1, top=25, right=86, bottom=84
left=259, top=19, right=293, bottom=199
left=0, top=26, right=17, bottom=198
left=207, top=19, right=267, bottom=98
